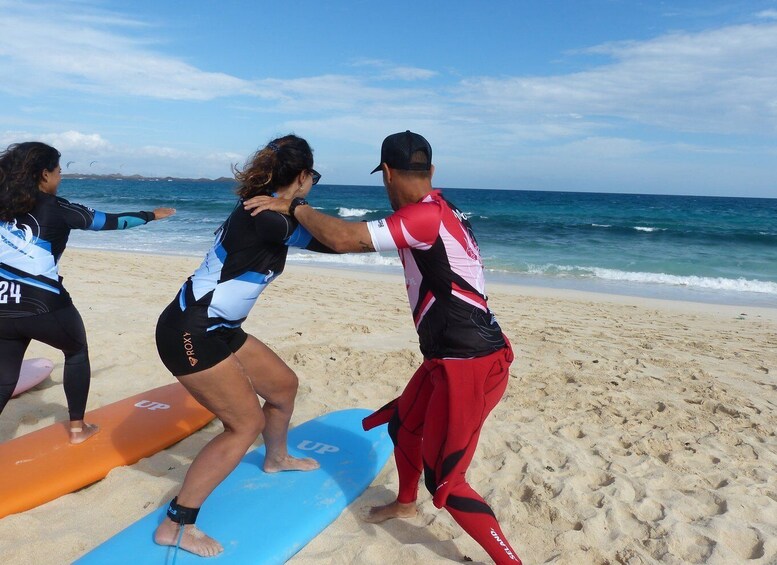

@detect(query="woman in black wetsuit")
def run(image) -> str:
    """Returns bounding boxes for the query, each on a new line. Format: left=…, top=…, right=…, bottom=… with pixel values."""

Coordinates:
left=0, top=141, right=175, bottom=443
left=153, top=134, right=329, bottom=557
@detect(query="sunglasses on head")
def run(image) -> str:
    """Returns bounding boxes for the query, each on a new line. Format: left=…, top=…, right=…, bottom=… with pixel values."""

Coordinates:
left=310, top=169, right=321, bottom=185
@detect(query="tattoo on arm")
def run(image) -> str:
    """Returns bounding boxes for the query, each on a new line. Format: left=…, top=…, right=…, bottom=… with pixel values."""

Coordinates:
left=358, top=239, right=375, bottom=252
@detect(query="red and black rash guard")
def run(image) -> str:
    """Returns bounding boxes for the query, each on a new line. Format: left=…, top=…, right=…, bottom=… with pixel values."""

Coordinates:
left=0, top=191, right=154, bottom=317
left=366, top=189, right=505, bottom=359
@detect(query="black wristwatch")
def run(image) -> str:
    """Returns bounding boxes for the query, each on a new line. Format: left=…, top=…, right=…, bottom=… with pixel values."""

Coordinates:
left=288, top=197, right=309, bottom=217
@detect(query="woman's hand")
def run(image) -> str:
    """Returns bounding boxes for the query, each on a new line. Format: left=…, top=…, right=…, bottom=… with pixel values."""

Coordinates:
left=153, top=207, right=176, bottom=220
left=243, top=196, right=291, bottom=217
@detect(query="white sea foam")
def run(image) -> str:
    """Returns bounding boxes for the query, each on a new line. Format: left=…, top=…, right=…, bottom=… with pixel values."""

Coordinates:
left=592, top=269, right=777, bottom=294
left=288, top=250, right=402, bottom=268
left=337, top=208, right=373, bottom=217
left=525, top=264, right=777, bottom=295
left=633, top=226, right=666, bottom=232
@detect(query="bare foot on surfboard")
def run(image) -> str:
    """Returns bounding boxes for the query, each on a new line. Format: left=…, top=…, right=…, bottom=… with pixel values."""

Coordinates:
left=69, top=422, right=99, bottom=444
left=362, top=500, right=418, bottom=523
left=154, top=519, right=223, bottom=557
left=263, top=454, right=320, bottom=473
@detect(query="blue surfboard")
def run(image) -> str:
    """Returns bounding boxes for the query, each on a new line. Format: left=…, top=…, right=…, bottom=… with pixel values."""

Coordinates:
left=75, top=408, right=392, bottom=564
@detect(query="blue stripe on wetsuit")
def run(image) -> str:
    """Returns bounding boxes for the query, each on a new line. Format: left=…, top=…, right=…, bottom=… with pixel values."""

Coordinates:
left=234, top=270, right=271, bottom=284
left=285, top=225, right=313, bottom=248
left=206, top=321, right=243, bottom=332
left=178, top=283, right=187, bottom=311
left=215, top=241, right=227, bottom=263
left=89, top=211, right=106, bottom=231
left=88, top=212, right=147, bottom=231
left=115, top=215, right=148, bottom=229
left=0, top=267, right=60, bottom=294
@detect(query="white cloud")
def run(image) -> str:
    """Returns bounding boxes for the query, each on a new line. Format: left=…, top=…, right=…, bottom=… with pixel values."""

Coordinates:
left=242, top=21, right=777, bottom=157
left=454, top=23, right=777, bottom=137
left=349, top=58, right=438, bottom=81
left=0, top=130, right=110, bottom=152
left=0, top=127, right=235, bottom=178
left=0, top=2, right=254, bottom=100
left=42, top=131, right=112, bottom=152
left=6, top=1, right=774, bottom=143
left=379, top=66, right=438, bottom=81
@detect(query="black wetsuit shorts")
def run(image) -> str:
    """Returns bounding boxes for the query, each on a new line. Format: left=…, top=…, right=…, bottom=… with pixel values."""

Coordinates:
left=155, top=300, right=248, bottom=377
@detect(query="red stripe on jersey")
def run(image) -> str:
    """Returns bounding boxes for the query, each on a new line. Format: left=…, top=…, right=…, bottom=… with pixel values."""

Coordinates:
left=414, top=290, right=435, bottom=328
left=452, top=281, right=487, bottom=310
left=440, top=206, right=471, bottom=252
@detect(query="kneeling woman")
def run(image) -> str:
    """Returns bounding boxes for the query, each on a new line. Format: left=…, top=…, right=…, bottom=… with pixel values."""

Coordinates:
left=154, top=135, right=329, bottom=557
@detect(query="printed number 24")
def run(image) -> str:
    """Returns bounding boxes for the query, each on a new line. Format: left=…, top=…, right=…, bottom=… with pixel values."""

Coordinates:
left=0, top=281, right=21, bottom=304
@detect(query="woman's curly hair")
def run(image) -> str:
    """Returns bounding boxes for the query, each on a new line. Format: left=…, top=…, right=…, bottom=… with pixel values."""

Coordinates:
left=234, top=135, right=313, bottom=199
left=0, top=142, right=60, bottom=221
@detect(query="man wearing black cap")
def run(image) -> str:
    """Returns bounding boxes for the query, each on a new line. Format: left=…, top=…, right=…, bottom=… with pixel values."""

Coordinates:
left=245, top=131, right=521, bottom=564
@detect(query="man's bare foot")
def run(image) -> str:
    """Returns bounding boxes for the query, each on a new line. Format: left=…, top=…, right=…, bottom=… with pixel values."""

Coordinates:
left=154, top=518, right=223, bottom=557
left=69, top=422, right=99, bottom=444
left=362, top=500, right=417, bottom=523
left=263, top=454, right=320, bottom=473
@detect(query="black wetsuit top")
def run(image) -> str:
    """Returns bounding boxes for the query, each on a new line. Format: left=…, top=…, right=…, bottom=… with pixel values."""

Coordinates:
left=160, top=203, right=332, bottom=334
left=0, top=191, right=154, bottom=317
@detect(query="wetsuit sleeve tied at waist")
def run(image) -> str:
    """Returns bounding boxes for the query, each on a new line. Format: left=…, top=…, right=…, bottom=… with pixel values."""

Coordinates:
left=362, top=397, right=399, bottom=431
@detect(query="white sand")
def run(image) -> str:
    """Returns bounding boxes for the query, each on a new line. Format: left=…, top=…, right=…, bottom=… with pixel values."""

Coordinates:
left=1, top=248, right=776, bottom=564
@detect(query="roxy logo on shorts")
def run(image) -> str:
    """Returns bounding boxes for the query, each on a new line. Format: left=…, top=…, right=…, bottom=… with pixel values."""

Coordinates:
left=182, top=332, right=198, bottom=367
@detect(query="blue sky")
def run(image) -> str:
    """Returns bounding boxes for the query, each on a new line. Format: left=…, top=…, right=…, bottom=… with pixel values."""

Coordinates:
left=1, top=1, right=776, bottom=197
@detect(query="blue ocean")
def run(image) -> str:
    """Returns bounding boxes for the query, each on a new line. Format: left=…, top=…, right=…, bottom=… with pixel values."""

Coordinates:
left=61, top=178, right=777, bottom=308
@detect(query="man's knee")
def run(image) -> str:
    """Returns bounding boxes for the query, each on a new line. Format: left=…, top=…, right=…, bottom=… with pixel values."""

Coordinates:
left=387, top=411, right=401, bottom=444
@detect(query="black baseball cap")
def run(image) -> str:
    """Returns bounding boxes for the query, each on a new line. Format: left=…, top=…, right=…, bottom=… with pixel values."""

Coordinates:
left=370, top=130, right=432, bottom=174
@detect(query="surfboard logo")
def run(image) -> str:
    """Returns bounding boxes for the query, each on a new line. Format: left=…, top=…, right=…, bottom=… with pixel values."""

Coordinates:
left=134, top=401, right=171, bottom=411
left=297, top=440, right=339, bottom=455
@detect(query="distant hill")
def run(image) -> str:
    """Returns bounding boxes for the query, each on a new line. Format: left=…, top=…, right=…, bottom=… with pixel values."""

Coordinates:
left=62, top=173, right=235, bottom=183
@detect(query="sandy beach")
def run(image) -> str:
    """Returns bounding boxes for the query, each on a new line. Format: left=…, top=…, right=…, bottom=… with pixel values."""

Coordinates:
left=1, top=248, right=776, bottom=565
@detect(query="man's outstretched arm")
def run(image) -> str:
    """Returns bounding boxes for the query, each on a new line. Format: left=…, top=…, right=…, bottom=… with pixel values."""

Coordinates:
left=244, top=196, right=374, bottom=253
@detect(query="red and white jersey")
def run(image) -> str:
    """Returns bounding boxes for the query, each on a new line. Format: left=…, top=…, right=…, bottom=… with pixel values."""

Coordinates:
left=366, top=189, right=505, bottom=359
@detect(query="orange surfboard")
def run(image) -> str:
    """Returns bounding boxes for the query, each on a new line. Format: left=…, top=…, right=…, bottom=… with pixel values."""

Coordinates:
left=0, top=382, right=214, bottom=519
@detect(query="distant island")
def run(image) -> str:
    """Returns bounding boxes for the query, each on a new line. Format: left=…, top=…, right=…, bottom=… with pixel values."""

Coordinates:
left=62, top=173, right=235, bottom=183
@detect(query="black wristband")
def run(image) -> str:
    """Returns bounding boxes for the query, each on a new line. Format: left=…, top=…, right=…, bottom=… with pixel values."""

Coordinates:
left=288, top=197, right=309, bottom=217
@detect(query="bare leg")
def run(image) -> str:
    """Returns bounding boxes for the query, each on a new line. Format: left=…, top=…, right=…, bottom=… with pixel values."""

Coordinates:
left=235, top=335, right=319, bottom=473
left=362, top=500, right=418, bottom=523
left=154, top=354, right=264, bottom=557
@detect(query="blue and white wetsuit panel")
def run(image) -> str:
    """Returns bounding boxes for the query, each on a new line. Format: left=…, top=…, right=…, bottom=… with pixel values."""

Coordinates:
left=179, top=204, right=330, bottom=332
left=0, top=192, right=154, bottom=317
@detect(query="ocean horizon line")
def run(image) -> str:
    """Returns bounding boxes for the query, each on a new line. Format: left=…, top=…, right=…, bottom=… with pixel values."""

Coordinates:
left=62, top=175, right=777, bottom=201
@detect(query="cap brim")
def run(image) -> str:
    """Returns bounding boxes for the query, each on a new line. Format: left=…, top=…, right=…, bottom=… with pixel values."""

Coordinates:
left=370, top=163, right=382, bottom=174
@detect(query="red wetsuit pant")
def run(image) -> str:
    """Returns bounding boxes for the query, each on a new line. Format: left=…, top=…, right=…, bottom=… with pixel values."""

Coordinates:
left=364, top=339, right=521, bottom=564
